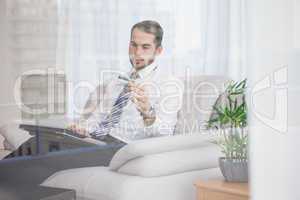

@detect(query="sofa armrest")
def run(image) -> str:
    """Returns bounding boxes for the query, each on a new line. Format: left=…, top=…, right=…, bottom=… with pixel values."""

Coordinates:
left=109, top=131, right=219, bottom=171
left=116, top=144, right=221, bottom=177
left=0, top=145, right=121, bottom=186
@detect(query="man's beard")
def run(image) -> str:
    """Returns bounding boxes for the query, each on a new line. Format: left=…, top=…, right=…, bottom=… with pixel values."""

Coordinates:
left=130, top=58, right=154, bottom=71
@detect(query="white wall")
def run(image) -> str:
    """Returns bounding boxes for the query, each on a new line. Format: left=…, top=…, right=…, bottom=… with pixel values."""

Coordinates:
left=0, top=0, right=20, bottom=124
left=248, top=0, right=299, bottom=199
left=0, top=0, right=59, bottom=123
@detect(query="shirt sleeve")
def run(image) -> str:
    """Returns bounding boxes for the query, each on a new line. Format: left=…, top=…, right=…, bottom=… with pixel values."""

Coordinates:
left=144, top=76, right=184, bottom=137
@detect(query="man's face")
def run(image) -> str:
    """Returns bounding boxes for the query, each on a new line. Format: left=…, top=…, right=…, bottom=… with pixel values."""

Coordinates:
left=129, top=28, right=162, bottom=70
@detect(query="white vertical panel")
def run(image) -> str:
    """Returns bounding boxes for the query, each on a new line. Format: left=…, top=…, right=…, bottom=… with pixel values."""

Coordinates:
left=247, top=0, right=298, bottom=199
left=287, top=50, right=300, bottom=200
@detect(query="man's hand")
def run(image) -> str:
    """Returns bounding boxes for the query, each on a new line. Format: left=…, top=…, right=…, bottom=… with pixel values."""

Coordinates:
left=67, top=122, right=91, bottom=137
left=128, top=81, right=151, bottom=115
left=128, top=81, right=156, bottom=126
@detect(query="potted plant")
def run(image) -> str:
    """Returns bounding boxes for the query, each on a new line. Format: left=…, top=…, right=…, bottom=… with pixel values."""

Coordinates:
left=207, top=79, right=248, bottom=182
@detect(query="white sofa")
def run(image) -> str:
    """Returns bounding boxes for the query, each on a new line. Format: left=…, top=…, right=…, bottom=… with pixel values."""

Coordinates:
left=41, top=75, right=229, bottom=200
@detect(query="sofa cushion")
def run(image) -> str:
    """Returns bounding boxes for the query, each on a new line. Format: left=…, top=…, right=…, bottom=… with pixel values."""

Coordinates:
left=109, top=132, right=218, bottom=171
left=0, top=122, right=32, bottom=150
left=0, top=134, right=12, bottom=159
left=117, top=144, right=222, bottom=177
left=0, top=134, right=5, bottom=150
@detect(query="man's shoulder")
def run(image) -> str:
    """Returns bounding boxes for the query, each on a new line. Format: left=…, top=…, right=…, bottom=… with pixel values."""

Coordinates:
left=149, top=71, right=184, bottom=97
left=155, top=71, right=184, bottom=87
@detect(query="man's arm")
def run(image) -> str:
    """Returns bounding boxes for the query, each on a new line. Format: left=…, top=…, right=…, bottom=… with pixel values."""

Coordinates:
left=141, top=105, right=156, bottom=126
left=128, top=81, right=157, bottom=126
left=81, top=84, right=106, bottom=120
left=67, top=83, right=107, bottom=136
left=129, top=76, right=184, bottom=135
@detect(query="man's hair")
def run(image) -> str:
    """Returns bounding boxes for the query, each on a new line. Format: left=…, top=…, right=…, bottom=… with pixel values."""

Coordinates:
left=131, top=20, right=164, bottom=48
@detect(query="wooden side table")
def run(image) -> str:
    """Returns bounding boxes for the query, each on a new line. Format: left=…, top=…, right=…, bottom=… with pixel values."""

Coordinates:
left=195, top=180, right=249, bottom=200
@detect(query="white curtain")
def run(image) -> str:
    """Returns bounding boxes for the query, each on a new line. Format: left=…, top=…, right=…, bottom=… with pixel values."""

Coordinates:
left=56, top=0, right=247, bottom=118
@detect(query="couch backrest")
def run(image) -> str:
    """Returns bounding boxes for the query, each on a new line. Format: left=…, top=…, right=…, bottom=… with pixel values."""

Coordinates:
left=174, top=75, right=230, bottom=135
left=82, top=75, right=230, bottom=135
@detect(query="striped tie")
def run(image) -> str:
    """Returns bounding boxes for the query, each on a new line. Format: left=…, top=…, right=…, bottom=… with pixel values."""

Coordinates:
left=90, top=72, right=138, bottom=138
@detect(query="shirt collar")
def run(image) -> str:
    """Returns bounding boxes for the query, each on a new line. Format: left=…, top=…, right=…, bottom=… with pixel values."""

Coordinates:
left=130, top=61, right=158, bottom=80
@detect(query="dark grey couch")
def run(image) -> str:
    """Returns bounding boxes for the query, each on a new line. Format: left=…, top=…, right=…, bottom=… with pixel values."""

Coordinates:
left=0, top=145, right=122, bottom=199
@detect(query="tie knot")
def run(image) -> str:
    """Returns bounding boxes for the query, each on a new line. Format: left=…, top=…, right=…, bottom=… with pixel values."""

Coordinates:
left=130, top=71, right=139, bottom=80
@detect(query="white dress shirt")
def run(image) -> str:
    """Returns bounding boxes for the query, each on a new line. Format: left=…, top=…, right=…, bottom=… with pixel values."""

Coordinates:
left=85, top=62, right=183, bottom=143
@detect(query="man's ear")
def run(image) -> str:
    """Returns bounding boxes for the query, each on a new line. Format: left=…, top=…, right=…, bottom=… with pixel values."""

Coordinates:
left=155, top=46, right=163, bottom=56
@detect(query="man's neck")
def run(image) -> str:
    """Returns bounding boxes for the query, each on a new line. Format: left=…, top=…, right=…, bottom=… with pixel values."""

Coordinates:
left=131, top=61, right=157, bottom=79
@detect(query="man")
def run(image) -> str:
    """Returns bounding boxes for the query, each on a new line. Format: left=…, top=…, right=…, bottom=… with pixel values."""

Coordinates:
left=69, top=20, right=183, bottom=144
